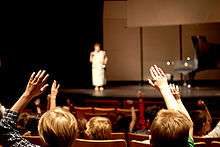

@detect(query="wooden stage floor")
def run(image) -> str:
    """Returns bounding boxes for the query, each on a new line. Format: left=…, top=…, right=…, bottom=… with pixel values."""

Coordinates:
left=61, top=85, right=220, bottom=100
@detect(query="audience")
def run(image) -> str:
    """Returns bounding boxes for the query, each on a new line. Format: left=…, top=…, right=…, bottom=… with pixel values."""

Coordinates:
left=0, top=70, right=78, bottom=147
left=85, top=116, right=112, bottom=140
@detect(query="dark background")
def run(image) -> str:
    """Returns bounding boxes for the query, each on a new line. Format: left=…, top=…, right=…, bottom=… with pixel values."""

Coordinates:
left=0, top=1, right=103, bottom=106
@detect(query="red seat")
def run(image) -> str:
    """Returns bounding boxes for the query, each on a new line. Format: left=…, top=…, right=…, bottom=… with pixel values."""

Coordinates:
left=211, top=141, right=220, bottom=147
left=128, top=133, right=149, bottom=141
left=74, top=106, right=93, bottom=119
left=129, top=140, right=151, bottom=147
left=193, top=137, right=220, bottom=146
left=111, top=132, right=126, bottom=140
left=75, top=139, right=127, bottom=147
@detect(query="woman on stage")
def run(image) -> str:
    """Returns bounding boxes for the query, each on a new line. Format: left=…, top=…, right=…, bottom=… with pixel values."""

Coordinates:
left=90, top=43, right=108, bottom=91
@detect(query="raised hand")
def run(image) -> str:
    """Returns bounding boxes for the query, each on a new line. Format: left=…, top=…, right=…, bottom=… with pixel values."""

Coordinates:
left=169, top=84, right=181, bottom=100
left=11, top=70, right=49, bottom=113
left=148, top=65, right=180, bottom=111
left=23, top=70, right=49, bottom=98
left=148, top=65, right=193, bottom=137
left=34, top=98, right=41, bottom=106
left=50, top=80, right=60, bottom=99
left=148, top=65, right=168, bottom=90
left=47, top=80, right=60, bottom=110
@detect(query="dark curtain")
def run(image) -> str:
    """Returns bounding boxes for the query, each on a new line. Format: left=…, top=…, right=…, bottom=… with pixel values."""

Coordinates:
left=0, top=0, right=103, bottom=106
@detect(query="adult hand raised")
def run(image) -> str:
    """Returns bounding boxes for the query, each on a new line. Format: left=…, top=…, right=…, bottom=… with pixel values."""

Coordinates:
left=23, top=70, right=49, bottom=98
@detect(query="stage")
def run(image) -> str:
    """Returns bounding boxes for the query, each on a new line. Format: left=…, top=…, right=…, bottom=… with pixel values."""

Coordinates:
left=61, top=85, right=220, bottom=100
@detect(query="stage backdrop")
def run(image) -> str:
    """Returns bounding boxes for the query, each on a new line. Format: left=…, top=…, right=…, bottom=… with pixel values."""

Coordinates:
left=104, top=1, right=220, bottom=81
left=127, top=0, right=220, bottom=27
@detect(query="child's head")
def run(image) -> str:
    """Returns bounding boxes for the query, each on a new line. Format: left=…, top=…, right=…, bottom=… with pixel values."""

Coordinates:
left=38, top=107, right=78, bottom=147
left=86, top=116, right=112, bottom=140
left=150, top=109, right=192, bottom=147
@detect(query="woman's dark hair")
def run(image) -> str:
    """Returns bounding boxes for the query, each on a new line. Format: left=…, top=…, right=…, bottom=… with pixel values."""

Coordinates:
left=190, top=110, right=208, bottom=136
left=113, top=114, right=131, bottom=132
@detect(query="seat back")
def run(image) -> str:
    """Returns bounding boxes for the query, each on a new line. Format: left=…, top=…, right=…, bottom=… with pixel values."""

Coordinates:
left=94, top=107, right=116, bottom=121
left=116, top=108, right=139, bottom=114
left=193, top=137, right=220, bottom=146
left=94, top=107, right=115, bottom=112
left=128, top=133, right=149, bottom=141
left=111, top=132, right=126, bottom=140
left=75, top=139, right=127, bottom=147
left=211, top=141, right=220, bottom=147
left=129, top=140, right=151, bottom=147
left=194, top=142, right=206, bottom=147
left=74, top=106, right=93, bottom=119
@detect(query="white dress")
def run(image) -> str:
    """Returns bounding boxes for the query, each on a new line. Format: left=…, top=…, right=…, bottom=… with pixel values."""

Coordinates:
left=92, top=51, right=106, bottom=86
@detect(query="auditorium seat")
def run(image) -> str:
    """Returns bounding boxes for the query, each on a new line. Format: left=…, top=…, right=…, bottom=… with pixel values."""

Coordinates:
left=129, top=140, right=151, bottom=147
left=211, top=141, right=220, bottom=147
left=74, top=106, right=93, bottom=119
left=94, top=107, right=115, bottom=112
left=94, top=107, right=116, bottom=121
left=193, top=137, right=220, bottom=146
left=116, top=108, right=139, bottom=115
left=75, top=139, right=127, bottom=147
left=111, top=132, right=126, bottom=140
left=127, top=133, right=149, bottom=141
left=194, top=142, right=206, bottom=147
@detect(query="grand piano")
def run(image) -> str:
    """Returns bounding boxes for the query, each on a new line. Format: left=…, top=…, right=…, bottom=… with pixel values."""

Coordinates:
left=190, top=35, right=220, bottom=80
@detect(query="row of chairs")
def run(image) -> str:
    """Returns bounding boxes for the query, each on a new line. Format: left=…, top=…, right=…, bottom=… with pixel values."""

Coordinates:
left=194, top=137, right=220, bottom=147
left=21, top=132, right=149, bottom=146
left=111, top=132, right=149, bottom=141
left=73, top=106, right=139, bottom=119
left=75, top=139, right=152, bottom=147
left=21, top=134, right=220, bottom=147
left=1, top=139, right=149, bottom=147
